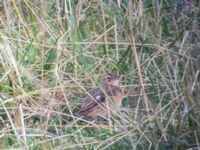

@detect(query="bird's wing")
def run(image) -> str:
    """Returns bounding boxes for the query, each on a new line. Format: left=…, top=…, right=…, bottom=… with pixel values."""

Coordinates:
left=77, top=87, right=106, bottom=116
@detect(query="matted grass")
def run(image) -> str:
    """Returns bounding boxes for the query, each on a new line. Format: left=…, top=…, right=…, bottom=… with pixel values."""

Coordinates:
left=0, top=0, right=200, bottom=149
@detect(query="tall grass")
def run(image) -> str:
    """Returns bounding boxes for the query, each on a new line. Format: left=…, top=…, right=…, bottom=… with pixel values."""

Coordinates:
left=0, top=0, right=200, bottom=149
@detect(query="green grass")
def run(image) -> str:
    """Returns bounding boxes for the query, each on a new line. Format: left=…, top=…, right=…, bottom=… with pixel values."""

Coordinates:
left=0, top=0, right=200, bottom=149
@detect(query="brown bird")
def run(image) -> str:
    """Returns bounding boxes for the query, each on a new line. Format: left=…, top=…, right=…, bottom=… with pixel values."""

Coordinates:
left=77, top=72, right=123, bottom=121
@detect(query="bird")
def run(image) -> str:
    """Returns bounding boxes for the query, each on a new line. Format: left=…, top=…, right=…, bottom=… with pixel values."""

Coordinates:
left=76, top=72, right=123, bottom=122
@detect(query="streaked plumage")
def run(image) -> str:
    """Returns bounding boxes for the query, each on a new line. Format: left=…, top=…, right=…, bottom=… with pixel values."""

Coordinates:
left=77, top=73, right=123, bottom=119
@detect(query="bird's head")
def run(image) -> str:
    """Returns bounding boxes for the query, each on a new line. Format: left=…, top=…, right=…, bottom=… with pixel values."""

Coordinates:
left=102, top=72, right=121, bottom=86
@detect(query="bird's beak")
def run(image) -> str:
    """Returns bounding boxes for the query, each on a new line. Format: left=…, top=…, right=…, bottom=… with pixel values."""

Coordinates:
left=118, top=75, right=123, bottom=80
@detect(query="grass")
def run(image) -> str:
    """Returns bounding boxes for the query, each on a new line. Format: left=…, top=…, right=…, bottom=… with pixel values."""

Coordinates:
left=0, top=0, right=200, bottom=149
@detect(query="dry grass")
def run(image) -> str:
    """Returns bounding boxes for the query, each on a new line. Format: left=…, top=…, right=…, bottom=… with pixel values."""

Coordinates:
left=0, top=0, right=200, bottom=149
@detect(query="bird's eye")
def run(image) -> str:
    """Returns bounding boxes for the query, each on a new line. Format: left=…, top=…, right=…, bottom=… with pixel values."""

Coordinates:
left=106, top=76, right=111, bottom=80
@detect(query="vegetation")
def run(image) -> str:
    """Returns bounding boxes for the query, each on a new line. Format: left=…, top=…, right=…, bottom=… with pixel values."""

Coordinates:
left=0, top=0, right=200, bottom=149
